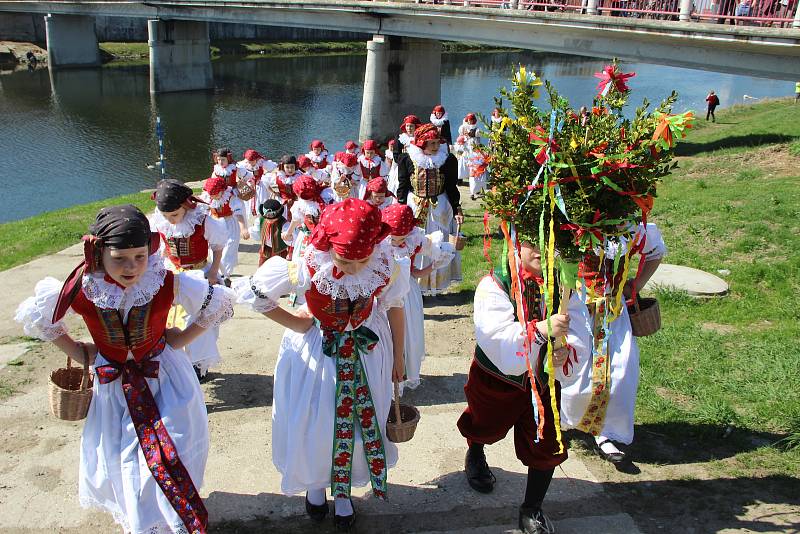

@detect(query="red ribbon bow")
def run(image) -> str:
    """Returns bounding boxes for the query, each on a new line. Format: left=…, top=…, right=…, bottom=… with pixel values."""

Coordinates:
left=594, top=65, right=635, bottom=96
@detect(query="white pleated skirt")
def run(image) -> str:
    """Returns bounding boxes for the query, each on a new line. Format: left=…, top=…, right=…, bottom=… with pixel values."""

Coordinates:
left=402, top=278, right=425, bottom=391
left=79, top=347, right=209, bottom=534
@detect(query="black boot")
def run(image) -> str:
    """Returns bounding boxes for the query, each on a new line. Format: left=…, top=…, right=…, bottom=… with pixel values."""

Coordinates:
left=519, top=507, right=555, bottom=534
left=464, top=444, right=496, bottom=493
left=305, top=492, right=328, bottom=522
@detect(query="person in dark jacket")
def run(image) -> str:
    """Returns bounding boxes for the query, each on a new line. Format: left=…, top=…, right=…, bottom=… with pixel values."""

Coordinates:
left=430, top=104, right=453, bottom=146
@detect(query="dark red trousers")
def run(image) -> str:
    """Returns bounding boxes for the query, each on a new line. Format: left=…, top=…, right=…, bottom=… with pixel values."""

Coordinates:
left=457, top=359, right=568, bottom=470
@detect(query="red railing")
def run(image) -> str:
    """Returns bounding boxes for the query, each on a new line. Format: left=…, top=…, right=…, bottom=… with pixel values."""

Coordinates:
left=411, top=0, right=799, bottom=27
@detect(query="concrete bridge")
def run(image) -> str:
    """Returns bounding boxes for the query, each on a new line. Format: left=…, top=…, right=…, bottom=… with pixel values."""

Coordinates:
left=2, top=0, right=799, bottom=139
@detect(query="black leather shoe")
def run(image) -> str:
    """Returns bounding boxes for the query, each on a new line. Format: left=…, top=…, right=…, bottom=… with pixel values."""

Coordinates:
left=519, top=506, right=555, bottom=534
left=305, top=493, right=328, bottom=522
left=596, top=439, right=626, bottom=464
left=464, top=447, right=496, bottom=494
left=333, top=498, right=356, bottom=531
left=193, top=365, right=209, bottom=384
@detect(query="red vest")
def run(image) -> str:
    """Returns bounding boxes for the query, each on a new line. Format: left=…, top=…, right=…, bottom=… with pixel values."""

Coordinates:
left=160, top=220, right=209, bottom=269
left=360, top=163, right=381, bottom=180
left=210, top=199, right=233, bottom=219
left=313, top=158, right=328, bottom=170
left=215, top=167, right=237, bottom=188
left=71, top=272, right=175, bottom=364
left=304, top=265, right=388, bottom=333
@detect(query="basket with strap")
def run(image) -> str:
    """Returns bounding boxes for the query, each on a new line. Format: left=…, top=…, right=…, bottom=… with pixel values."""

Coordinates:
left=449, top=222, right=466, bottom=251
left=386, top=382, right=420, bottom=443
left=48, top=344, right=93, bottom=421
left=236, top=178, right=256, bottom=201
left=628, top=296, right=661, bottom=337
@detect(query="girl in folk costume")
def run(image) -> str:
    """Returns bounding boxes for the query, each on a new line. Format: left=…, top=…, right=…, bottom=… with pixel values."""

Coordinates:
left=15, top=205, right=235, bottom=534
left=344, top=140, right=359, bottom=155
left=255, top=198, right=291, bottom=265
left=238, top=148, right=278, bottom=221
left=458, top=113, right=483, bottom=145
left=330, top=151, right=360, bottom=203
left=306, top=140, right=332, bottom=173
left=298, top=155, right=331, bottom=186
left=397, top=123, right=463, bottom=296
left=381, top=204, right=454, bottom=392
left=559, top=224, right=666, bottom=464
left=430, top=104, right=453, bottom=145
left=462, top=139, right=490, bottom=201
left=151, top=179, right=229, bottom=379
left=201, top=175, right=249, bottom=286
left=265, top=155, right=303, bottom=216
left=211, top=147, right=238, bottom=188
left=453, top=134, right=470, bottom=184
left=385, top=139, right=399, bottom=195
left=393, top=114, right=421, bottom=161
left=363, top=177, right=396, bottom=211
left=457, top=240, right=574, bottom=534
left=233, top=199, right=409, bottom=530
left=282, top=174, right=330, bottom=261
left=356, top=140, right=388, bottom=199
left=490, top=107, right=503, bottom=130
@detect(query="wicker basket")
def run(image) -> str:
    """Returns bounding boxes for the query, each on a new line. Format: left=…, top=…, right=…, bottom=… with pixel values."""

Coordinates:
left=386, top=382, right=420, bottom=443
left=628, top=297, right=661, bottom=337
left=237, top=179, right=256, bottom=201
left=48, top=347, right=93, bottom=421
left=449, top=223, right=466, bottom=251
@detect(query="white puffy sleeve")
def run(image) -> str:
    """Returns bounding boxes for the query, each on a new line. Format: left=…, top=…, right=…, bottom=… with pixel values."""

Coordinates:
left=174, top=271, right=235, bottom=329
left=376, top=255, right=410, bottom=312
left=233, top=256, right=307, bottom=313
left=474, top=275, right=545, bottom=376
left=263, top=159, right=278, bottom=173
left=15, top=277, right=69, bottom=341
left=640, top=223, right=667, bottom=260
left=229, top=195, right=245, bottom=218
left=422, top=230, right=456, bottom=270
left=204, top=215, right=228, bottom=250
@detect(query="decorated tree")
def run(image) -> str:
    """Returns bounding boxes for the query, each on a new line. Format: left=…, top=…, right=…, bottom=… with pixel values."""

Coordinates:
left=482, top=61, right=694, bottom=447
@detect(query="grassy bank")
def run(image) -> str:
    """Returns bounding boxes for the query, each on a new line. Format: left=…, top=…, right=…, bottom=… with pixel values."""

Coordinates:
left=99, top=40, right=516, bottom=63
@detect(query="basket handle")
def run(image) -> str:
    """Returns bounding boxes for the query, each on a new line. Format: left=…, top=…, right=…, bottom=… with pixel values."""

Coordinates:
left=78, top=343, right=90, bottom=391
left=393, top=381, right=402, bottom=424
left=632, top=294, right=641, bottom=313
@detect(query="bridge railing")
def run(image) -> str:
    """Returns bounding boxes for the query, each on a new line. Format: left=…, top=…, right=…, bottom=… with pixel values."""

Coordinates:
left=412, top=0, right=799, bottom=27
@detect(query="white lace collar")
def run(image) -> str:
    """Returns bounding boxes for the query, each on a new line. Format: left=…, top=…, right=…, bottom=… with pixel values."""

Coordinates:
left=386, top=227, right=424, bottom=259
left=82, top=254, right=167, bottom=312
left=304, top=242, right=393, bottom=300
left=430, top=113, right=449, bottom=127
left=153, top=204, right=209, bottom=239
left=237, top=159, right=263, bottom=172
left=398, top=133, right=414, bottom=146
left=491, top=115, right=503, bottom=124
left=407, top=143, right=449, bottom=169
left=307, top=151, right=328, bottom=163
left=277, top=171, right=301, bottom=183
left=461, top=121, right=478, bottom=132
left=206, top=188, right=233, bottom=209
left=214, top=163, right=236, bottom=177
left=358, top=154, right=381, bottom=167
left=292, top=198, right=321, bottom=218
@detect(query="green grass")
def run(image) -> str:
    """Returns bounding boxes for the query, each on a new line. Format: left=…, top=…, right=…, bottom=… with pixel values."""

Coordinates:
left=455, top=98, right=800, bottom=476
left=0, top=192, right=154, bottom=271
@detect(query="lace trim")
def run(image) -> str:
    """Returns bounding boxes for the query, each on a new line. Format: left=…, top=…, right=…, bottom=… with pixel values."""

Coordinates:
left=152, top=205, right=209, bottom=239
left=207, top=188, right=233, bottom=210
left=304, top=243, right=393, bottom=300
left=194, top=284, right=235, bottom=329
left=79, top=495, right=189, bottom=534
left=407, top=143, right=449, bottom=169
left=430, top=112, right=449, bottom=127
left=460, top=121, right=478, bottom=132
left=82, top=255, right=167, bottom=311
left=358, top=155, right=381, bottom=168
left=292, top=199, right=321, bottom=218
left=214, top=163, right=235, bottom=177
left=15, top=277, right=69, bottom=341
left=307, top=151, right=329, bottom=164
left=398, top=133, right=414, bottom=147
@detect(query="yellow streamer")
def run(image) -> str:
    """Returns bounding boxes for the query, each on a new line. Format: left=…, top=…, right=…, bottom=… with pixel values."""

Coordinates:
left=545, top=185, right=565, bottom=455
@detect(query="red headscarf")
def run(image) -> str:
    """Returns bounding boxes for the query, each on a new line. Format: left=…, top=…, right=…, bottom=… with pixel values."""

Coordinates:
left=413, top=123, right=442, bottom=148
left=310, top=139, right=326, bottom=150
left=362, top=139, right=378, bottom=152
left=292, top=174, right=324, bottom=202
left=433, top=105, right=445, bottom=114
left=400, top=115, right=421, bottom=132
left=297, top=155, right=313, bottom=170
left=344, top=140, right=358, bottom=151
left=363, top=177, right=394, bottom=201
left=334, top=151, right=358, bottom=169
left=310, top=198, right=390, bottom=260
left=381, top=204, right=415, bottom=237
left=203, top=175, right=228, bottom=196
left=465, top=113, right=477, bottom=124
left=243, top=149, right=263, bottom=162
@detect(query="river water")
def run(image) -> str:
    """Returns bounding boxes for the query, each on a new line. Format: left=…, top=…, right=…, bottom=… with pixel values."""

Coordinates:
left=0, top=51, right=792, bottom=223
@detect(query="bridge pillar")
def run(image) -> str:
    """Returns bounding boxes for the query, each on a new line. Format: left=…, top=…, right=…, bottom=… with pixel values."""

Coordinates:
left=148, top=19, right=213, bottom=94
left=44, top=14, right=101, bottom=69
left=793, top=0, right=800, bottom=28
left=678, top=0, right=693, bottom=21
left=586, top=0, right=599, bottom=15
left=359, top=35, right=442, bottom=143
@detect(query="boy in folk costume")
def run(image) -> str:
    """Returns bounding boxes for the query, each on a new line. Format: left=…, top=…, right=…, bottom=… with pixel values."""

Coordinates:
left=201, top=175, right=249, bottom=286
left=457, top=241, right=574, bottom=534
left=151, top=179, right=229, bottom=380
left=559, top=224, right=666, bottom=464
left=356, top=140, right=389, bottom=199
left=16, top=205, right=235, bottom=534
left=364, top=176, right=396, bottom=211
left=385, top=139, right=399, bottom=195
left=430, top=104, right=453, bottom=145
left=397, top=123, right=462, bottom=296
left=298, top=155, right=331, bottom=186
left=330, top=151, right=360, bottom=203
left=238, top=148, right=278, bottom=221
left=306, top=140, right=332, bottom=173
left=382, top=204, right=454, bottom=392
left=233, top=199, right=409, bottom=530
left=255, top=198, right=291, bottom=265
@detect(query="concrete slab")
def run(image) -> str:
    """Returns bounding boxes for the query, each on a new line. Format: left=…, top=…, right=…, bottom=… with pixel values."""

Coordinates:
left=0, top=342, right=33, bottom=370
left=644, top=263, right=729, bottom=297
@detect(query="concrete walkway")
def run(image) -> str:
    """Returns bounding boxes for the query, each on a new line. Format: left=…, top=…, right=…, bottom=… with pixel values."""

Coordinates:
left=0, top=218, right=641, bottom=533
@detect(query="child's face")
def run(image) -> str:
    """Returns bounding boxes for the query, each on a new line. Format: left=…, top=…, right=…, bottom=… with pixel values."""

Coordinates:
left=405, top=123, right=416, bottom=136
left=424, top=139, right=441, bottom=155
left=216, top=156, right=228, bottom=167
left=492, top=109, right=500, bottom=118
left=312, top=147, right=322, bottom=156
left=390, top=235, right=407, bottom=247
left=163, top=207, right=187, bottom=225
left=519, top=243, right=542, bottom=276
left=247, top=157, right=259, bottom=166
left=283, top=164, right=296, bottom=175
left=435, top=111, right=444, bottom=119
left=331, top=250, right=372, bottom=275
left=102, top=246, right=149, bottom=288
left=210, top=190, right=222, bottom=200
left=369, top=192, right=386, bottom=206
left=364, top=149, right=376, bottom=159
